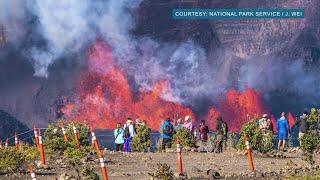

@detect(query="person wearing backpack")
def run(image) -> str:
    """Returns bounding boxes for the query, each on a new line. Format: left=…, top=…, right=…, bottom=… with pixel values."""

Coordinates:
left=214, top=116, right=228, bottom=153
left=123, top=118, right=136, bottom=153
left=114, top=123, right=124, bottom=152
left=160, top=118, right=174, bottom=151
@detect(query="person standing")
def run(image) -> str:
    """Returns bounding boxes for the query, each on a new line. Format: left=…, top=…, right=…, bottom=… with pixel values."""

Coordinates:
left=160, top=118, right=174, bottom=151
left=123, top=118, right=136, bottom=153
left=214, top=117, right=228, bottom=153
left=114, top=123, right=124, bottom=152
left=183, top=115, right=193, bottom=132
left=277, top=112, right=290, bottom=151
left=174, top=118, right=184, bottom=131
left=199, top=120, right=209, bottom=142
left=293, top=111, right=308, bottom=147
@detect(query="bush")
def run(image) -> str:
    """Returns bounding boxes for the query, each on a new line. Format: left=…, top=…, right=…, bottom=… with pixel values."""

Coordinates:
left=149, top=163, right=174, bottom=180
left=44, top=124, right=68, bottom=154
left=63, top=146, right=87, bottom=165
left=0, top=147, right=26, bottom=174
left=306, top=108, right=320, bottom=130
left=21, top=145, right=39, bottom=161
left=236, top=118, right=273, bottom=153
left=132, top=125, right=152, bottom=152
left=301, top=132, right=319, bottom=165
left=81, top=167, right=99, bottom=180
left=65, top=123, right=91, bottom=147
left=301, top=108, right=320, bottom=165
left=173, top=128, right=197, bottom=148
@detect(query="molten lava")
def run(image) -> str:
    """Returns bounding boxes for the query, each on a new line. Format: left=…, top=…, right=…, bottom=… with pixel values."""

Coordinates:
left=207, top=88, right=269, bottom=132
left=62, top=41, right=194, bottom=130
left=62, top=40, right=274, bottom=132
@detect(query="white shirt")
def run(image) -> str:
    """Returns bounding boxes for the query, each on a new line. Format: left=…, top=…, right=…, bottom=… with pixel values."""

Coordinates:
left=124, top=123, right=135, bottom=137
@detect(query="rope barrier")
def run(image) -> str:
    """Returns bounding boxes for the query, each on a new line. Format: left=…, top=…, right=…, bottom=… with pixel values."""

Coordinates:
left=1, top=128, right=299, bottom=148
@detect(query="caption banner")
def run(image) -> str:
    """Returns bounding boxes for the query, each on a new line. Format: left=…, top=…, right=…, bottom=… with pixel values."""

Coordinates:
left=172, top=9, right=304, bottom=19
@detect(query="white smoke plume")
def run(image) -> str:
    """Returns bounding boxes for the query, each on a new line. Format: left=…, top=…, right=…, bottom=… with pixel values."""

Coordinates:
left=1, top=0, right=319, bottom=114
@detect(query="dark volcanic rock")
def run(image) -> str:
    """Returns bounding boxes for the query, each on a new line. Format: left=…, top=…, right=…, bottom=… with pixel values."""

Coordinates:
left=0, top=110, right=30, bottom=141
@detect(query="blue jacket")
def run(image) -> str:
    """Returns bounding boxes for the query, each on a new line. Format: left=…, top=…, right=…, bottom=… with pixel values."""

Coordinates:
left=277, top=118, right=290, bottom=135
left=160, top=120, right=173, bottom=139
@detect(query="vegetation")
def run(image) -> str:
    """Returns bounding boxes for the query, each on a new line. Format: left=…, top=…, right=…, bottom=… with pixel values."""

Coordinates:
left=80, top=167, right=99, bottom=180
left=301, top=108, right=320, bottom=165
left=236, top=117, right=273, bottom=153
left=149, top=163, right=174, bottom=180
left=173, top=128, right=197, bottom=148
left=0, top=147, right=25, bottom=174
left=65, top=123, right=91, bottom=147
left=21, top=145, right=39, bottom=161
left=132, top=125, right=152, bottom=152
left=44, top=124, right=68, bottom=154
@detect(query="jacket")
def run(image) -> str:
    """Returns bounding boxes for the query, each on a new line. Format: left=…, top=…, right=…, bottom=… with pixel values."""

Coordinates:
left=161, top=120, right=174, bottom=139
left=294, top=114, right=308, bottom=133
left=199, top=125, right=209, bottom=141
left=114, top=128, right=124, bottom=144
left=277, top=117, right=290, bottom=134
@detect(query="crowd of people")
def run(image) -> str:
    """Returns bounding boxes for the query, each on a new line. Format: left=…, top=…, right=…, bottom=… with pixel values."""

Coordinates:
left=112, top=111, right=312, bottom=153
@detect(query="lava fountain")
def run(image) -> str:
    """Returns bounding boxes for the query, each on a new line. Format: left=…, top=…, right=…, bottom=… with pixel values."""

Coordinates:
left=62, top=40, right=194, bottom=130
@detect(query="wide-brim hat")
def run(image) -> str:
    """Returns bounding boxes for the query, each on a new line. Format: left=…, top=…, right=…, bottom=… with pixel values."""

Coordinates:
left=126, top=119, right=133, bottom=123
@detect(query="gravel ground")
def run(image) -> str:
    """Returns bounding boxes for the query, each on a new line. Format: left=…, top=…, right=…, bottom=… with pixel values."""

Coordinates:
left=1, top=149, right=320, bottom=179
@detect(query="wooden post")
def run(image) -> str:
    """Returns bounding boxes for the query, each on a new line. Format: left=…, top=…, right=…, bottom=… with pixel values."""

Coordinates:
left=29, top=164, right=37, bottom=180
left=38, top=130, right=46, bottom=166
left=5, top=138, right=8, bottom=148
left=72, top=126, right=80, bottom=148
left=91, top=131, right=100, bottom=153
left=33, top=126, right=39, bottom=146
left=14, top=132, right=19, bottom=150
left=99, top=157, right=108, bottom=180
left=245, top=137, right=254, bottom=172
left=91, top=130, right=108, bottom=180
left=176, top=139, right=183, bottom=175
left=61, top=127, right=69, bottom=143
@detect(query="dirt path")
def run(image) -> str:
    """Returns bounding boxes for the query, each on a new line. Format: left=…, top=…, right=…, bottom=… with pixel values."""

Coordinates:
left=106, top=150, right=317, bottom=179
left=1, top=150, right=319, bottom=179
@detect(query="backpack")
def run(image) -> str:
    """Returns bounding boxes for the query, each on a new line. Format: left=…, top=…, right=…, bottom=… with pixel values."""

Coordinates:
left=124, top=125, right=130, bottom=138
left=163, top=122, right=174, bottom=136
left=221, top=122, right=227, bottom=136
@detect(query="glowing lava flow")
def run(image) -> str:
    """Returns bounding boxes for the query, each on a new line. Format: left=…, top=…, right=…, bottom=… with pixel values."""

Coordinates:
left=62, top=41, right=194, bottom=130
left=207, top=88, right=269, bottom=132
left=62, top=40, right=277, bottom=132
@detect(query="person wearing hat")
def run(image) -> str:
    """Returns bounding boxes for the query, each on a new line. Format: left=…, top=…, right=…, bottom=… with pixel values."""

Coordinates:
left=123, top=118, right=136, bottom=153
left=183, top=115, right=193, bottom=132
left=293, top=111, right=309, bottom=147
left=259, top=114, right=270, bottom=135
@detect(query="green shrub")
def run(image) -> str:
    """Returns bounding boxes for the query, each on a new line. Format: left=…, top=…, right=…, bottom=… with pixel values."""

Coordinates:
left=173, top=128, right=197, bottom=148
left=300, top=108, right=320, bottom=165
left=149, top=163, right=174, bottom=180
left=64, top=146, right=87, bottom=165
left=236, top=118, right=273, bottom=153
left=0, top=147, right=25, bottom=174
left=65, top=123, right=91, bottom=147
left=21, top=145, right=39, bottom=161
left=132, top=125, right=152, bottom=152
left=81, top=167, right=99, bottom=180
left=44, top=124, right=68, bottom=154
left=306, top=108, right=320, bottom=130
left=301, top=132, right=319, bottom=165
